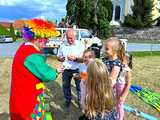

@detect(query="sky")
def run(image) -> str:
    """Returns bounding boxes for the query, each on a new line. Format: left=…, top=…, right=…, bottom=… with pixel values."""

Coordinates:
left=0, top=0, right=67, bottom=22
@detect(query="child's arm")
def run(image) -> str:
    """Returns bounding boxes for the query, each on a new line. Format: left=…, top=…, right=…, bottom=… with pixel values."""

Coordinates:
left=110, top=66, right=121, bottom=86
left=119, top=69, right=132, bottom=101
left=80, top=80, right=86, bottom=110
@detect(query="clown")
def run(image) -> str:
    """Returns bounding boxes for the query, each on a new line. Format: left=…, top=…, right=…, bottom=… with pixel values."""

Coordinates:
left=10, top=19, right=62, bottom=120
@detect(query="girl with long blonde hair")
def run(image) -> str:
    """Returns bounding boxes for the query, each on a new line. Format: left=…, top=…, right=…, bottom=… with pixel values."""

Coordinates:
left=79, top=59, right=117, bottom=120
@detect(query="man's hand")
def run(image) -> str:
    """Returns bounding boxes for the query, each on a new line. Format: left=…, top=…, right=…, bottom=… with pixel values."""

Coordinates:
left=73, top=73, right=81, bottom=80
left=57, top=56, right=65, bottom=62
left=67, top=55, right=77, bottom=61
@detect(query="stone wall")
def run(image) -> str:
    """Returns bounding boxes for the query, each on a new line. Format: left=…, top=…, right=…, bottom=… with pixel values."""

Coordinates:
left=114, top=27, right=160, bottom=40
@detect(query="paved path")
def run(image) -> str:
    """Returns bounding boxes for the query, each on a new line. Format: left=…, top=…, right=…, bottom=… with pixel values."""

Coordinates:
left=0, top=42, right=160, bottom=57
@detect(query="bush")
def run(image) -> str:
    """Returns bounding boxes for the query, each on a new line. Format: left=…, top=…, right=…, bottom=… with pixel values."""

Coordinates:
left=98, top=20, right=112, bottom=39
left=0, top=25, right=10, bottom=35
left=16, top=31, right=22, bottom=38
left=124, top=15, right=144, bottom=29
left=10, top=24, right=16, bottom=41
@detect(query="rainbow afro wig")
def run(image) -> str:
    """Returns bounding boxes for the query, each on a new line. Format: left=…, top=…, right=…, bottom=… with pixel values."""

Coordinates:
left=22, top=19, right=60, bottom=41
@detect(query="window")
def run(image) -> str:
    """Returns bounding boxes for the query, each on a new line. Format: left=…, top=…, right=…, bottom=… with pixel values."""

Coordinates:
left=115, top=6, right=121, bottom=20
left=80, top=30, right=92, bottom=38
left=76, top=30, right=79, bottom=40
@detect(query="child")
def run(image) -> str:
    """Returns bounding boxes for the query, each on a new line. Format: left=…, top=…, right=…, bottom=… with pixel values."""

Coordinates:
left=103, top=37, right=132, bottom=120
left=79, top=59, right=117, bottom=120
left=79, top=49, right=96, bottom=109
left=116, top=55, right=132, bottom=120
left=73, top=49, right=95, bottom=108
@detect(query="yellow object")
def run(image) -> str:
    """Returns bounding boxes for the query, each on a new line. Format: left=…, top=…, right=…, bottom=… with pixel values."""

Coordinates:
left=36, top=117, right=40, bottom=120
left=38, top=106, right=42, bottom=112
left=42, top=110, right=45, bottom=116
left=36, top=83, right=45, bottom=90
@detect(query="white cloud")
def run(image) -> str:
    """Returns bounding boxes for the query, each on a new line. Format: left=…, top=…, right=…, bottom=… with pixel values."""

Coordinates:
left=0, top=0, right=67, bottom=21
left=0, top=0, right=27, bottom=6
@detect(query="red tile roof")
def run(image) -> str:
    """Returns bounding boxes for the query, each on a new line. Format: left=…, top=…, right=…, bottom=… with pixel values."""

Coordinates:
left=0, top=20, right=27, bottom=30
left=13, top=20, right=27, bottom=29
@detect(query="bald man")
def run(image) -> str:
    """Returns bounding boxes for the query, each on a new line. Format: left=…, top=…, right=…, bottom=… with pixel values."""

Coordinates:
left=57, top=28, right=85, bottom=110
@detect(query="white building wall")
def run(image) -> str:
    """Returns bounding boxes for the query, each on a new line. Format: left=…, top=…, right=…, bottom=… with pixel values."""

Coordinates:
left=111, top=0, right=134, bottom=23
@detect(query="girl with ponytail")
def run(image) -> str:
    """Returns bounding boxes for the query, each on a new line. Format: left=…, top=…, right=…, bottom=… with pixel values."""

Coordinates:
left=103, top=37, right=132, bottom=120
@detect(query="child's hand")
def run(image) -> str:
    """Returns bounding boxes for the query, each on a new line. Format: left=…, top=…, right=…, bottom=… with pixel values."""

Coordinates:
left=117, top=96, right=125, bottom=103
left=56, top=65, right=64, bottom=73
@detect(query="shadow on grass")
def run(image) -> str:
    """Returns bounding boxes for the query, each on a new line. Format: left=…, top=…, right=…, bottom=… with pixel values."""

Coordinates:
left=0, top=112, right=9, bottom=120
left=46, top=80, right=83, bottom=120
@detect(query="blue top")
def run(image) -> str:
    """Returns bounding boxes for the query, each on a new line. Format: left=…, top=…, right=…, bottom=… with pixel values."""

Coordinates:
left=102, top=58, right=122, bottom=73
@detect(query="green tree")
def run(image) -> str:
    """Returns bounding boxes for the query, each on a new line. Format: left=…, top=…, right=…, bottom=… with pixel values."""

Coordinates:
left=124, top=0, right=154, bottom=28
left=66, top=0, right=74, bottom=16
left=66, top=0, right=76, bottom=24
left=96, top=0, right=113, bottom=38
left=66, top=0, right=113, bottom=38
left=76, top=0, right=91, bottom=28
left=0, top=24, right=10, bottom=35
left=10, top=23, right=16, bottom=41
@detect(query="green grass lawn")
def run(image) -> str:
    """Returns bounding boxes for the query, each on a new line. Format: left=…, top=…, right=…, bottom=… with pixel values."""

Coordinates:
left=130, top=51, right=160, bottom=57
left=0, top=54, right=160, bottom=120
left=127, top=39, right=160, bottom=44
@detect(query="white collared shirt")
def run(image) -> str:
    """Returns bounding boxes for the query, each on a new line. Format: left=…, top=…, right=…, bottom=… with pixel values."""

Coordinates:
left=57, top=40, right=85, bottom=70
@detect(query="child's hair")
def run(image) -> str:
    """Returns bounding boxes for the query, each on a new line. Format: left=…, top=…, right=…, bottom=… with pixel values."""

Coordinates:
left=83, top=49, right=96, bottom=58
left=107, top=37, right=126, bottom=63
left=85, top=59, right=115, bottom=118
left=127, top=54, right=133, bottom=69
